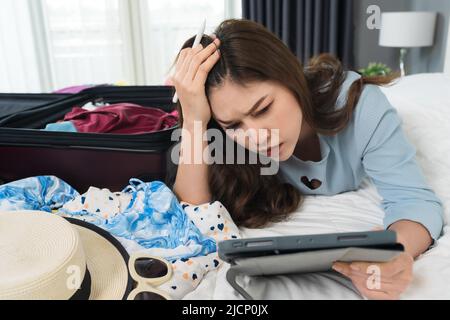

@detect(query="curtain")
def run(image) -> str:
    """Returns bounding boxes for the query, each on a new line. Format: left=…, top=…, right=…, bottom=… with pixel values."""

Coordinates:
left=0, top=0, right=42, bottom=92
left=242, top=0, right=354, bottom=68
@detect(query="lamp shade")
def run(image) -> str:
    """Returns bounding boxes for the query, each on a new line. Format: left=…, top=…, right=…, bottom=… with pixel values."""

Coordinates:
left=379, top=12, right=437, bottom=48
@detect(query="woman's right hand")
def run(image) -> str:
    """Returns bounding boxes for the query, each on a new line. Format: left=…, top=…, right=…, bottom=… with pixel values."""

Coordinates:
left=171, top=38, right=221, bottom=125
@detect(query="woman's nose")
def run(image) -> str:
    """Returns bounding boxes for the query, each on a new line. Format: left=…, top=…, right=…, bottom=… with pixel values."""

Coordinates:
left=245, top=123, right=271, bottom=149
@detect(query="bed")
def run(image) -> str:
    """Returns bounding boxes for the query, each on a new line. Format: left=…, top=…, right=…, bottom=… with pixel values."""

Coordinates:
left=182, top=31, right=450, bottom=300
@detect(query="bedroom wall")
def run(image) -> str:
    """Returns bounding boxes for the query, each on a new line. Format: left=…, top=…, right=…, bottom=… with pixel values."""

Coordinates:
left=353, top=0, right=450, bottom=74
left=407, top=0, right=450, bottom=74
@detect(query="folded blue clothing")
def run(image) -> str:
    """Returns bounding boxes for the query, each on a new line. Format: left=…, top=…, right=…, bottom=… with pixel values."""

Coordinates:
left=43, top=121, right=78, bottom=133
left=0, top=176, right=217, bottom=259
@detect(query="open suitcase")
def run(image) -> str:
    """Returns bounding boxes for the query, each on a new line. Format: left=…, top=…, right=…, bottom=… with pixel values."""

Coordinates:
left=0, top=86, right=180, bottom=193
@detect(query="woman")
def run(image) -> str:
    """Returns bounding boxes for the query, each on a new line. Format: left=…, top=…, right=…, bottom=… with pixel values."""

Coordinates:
left=169, top=19, right=444, bottom=299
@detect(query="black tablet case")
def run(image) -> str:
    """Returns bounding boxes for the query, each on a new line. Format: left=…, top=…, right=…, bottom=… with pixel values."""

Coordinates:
left=219, top=231, right=404, bottom=300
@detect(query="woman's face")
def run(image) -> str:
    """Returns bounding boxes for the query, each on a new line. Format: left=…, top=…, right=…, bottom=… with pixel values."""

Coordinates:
left=209, top=79, right=303, bottom=162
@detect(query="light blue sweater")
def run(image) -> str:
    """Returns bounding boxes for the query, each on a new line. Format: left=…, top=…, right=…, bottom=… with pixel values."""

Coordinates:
left=279, top=71, right=444, bottom=240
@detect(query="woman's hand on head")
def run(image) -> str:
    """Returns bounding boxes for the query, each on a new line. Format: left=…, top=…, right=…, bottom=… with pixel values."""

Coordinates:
left=170, top=38, right=221, bottom=125
left=332, top=252, right=414, bottom=300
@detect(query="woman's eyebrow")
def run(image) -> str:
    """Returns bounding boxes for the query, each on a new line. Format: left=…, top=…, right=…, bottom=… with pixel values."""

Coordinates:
left=216, top=94, right=269, bottom=125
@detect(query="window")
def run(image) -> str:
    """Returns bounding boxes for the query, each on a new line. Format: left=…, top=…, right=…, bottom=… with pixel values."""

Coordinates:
left=42, top=0, right=132, bottom=90
left=140, top=0, right=227, bottom=84
left=0, top=0, right=242, bottom=93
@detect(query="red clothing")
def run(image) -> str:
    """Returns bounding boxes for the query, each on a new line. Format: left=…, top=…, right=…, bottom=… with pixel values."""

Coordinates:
left=64, top=103, right=179, bottom=134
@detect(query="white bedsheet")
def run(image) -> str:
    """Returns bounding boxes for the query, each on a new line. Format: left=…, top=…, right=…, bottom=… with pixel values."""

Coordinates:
left=183, top=73, right=450, bottom=300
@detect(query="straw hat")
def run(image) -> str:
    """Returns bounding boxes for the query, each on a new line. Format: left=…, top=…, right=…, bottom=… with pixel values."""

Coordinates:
left=0, top=210, right=132, bottom=300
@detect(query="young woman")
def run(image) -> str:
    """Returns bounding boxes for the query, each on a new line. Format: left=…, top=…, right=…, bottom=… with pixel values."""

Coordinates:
left=169, top=19, right=444, bottom=299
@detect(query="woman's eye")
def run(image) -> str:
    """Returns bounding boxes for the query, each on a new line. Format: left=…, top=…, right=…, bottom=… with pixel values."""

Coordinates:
left=224, top=102, right=273, bottom=130
left=255, top=103, right=272, bottom=117
left=226, top=123, right=241, bottom=130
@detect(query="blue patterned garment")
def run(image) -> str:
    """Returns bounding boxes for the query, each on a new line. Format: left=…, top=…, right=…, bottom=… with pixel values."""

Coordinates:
left=59, top=179, right=217, bottom=258
left=0, top=177, right=217, bottom=260
left=0, top=176, right=79, bottom=212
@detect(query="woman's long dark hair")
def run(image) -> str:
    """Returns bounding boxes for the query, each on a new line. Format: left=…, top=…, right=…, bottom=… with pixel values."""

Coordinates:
left=173, top=19, right=399, bottom=228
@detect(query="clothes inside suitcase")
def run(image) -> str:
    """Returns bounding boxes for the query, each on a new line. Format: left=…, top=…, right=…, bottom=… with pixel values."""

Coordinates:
left=0, top=86, right=180, bottom=192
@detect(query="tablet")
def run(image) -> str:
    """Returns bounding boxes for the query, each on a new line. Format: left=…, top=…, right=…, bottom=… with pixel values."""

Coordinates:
left=219, top=231, right=404, bottom=300
left=218, top=230, right=404, bottom=264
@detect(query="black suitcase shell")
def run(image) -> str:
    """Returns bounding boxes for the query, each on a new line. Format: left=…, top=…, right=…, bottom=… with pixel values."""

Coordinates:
left=0, top=86, right=179, bottom=192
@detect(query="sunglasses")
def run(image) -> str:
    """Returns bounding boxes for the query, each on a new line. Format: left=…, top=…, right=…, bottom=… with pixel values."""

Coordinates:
left=127, top=252, right=173, bottom=300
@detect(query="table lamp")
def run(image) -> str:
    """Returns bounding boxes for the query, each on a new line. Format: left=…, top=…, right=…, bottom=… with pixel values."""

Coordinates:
left=379, top=12, right=437, bottom=76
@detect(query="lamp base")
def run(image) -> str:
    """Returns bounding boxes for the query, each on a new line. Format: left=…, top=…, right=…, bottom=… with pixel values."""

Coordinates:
left=399, top=48, right=408, bottom=77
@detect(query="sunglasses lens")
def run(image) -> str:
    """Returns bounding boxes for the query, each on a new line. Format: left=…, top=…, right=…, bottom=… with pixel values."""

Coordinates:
left=134, top=258, right=168, bottom=278
left=134, top=291, right=167, bottom=300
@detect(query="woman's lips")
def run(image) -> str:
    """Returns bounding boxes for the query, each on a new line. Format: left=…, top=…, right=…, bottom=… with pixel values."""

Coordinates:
left=264, top=143, right=283, bottom=157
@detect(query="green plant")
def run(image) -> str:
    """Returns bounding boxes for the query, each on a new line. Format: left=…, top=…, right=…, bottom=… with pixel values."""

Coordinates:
left=359, top=62, right=392, bottom=77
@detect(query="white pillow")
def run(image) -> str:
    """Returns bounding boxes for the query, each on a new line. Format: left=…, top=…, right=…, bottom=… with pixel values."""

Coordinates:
left=380, top=73, right=450, bottom=224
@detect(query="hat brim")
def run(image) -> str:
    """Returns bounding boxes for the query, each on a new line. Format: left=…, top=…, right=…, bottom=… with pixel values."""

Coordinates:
left=67, top=218, right=133, bottom=300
